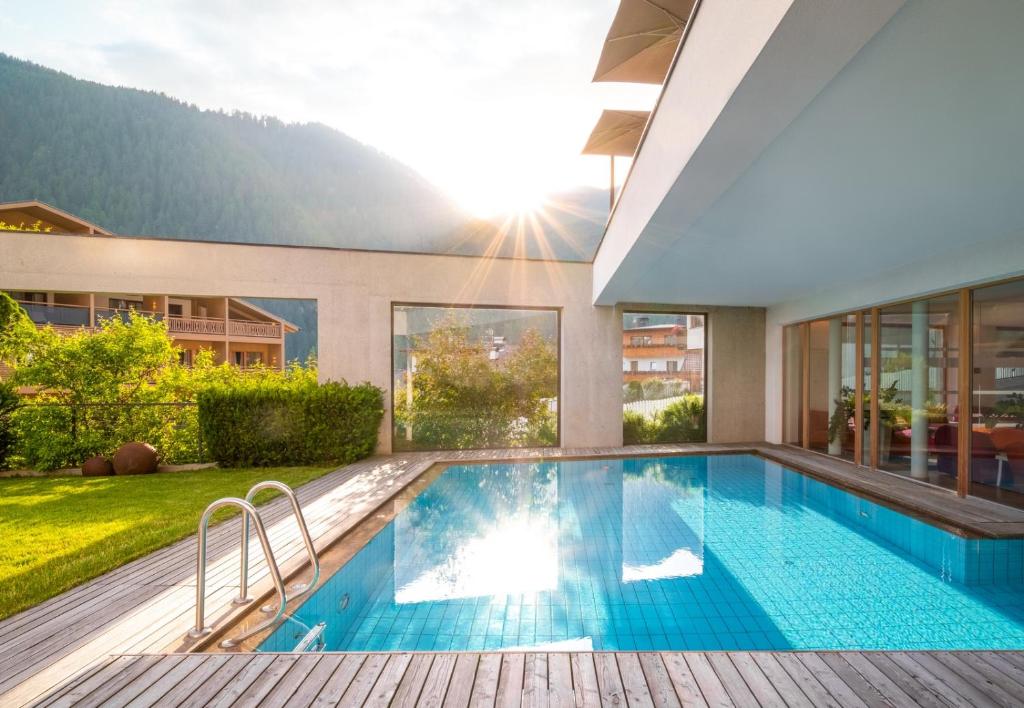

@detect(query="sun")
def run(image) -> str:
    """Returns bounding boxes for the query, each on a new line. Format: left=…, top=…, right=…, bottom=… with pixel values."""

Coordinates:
left=454, top=178, right=549, bottom=219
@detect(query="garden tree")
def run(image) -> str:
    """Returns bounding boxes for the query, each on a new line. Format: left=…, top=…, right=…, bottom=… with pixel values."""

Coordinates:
left=3, top=308, right=327, bottom=470
left=0, top=291, right=37, bottom=367
left=394, top=315, right=558, bottom=449
left=13, top=312, right=178, bottom=405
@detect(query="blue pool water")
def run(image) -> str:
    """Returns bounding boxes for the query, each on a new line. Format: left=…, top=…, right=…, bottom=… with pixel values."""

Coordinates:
left=260, top=454, right=1024, bottom=652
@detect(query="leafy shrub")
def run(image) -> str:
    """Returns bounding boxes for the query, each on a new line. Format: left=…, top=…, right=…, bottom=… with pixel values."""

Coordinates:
left=623, top=410, right=655, bottom=445
left=0, top=381, right=18, bottom=470
left=623, top=394, right=706, bottom=445
left=654, top=395, right=706, bottom=443
left=623, top=381, right=645, bottom=403
left=198, top=379, right=383, bottom=467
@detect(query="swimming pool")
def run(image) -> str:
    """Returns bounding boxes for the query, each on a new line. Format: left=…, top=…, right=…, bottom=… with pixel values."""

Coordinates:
left=259, top=454, right=1024, bottom=652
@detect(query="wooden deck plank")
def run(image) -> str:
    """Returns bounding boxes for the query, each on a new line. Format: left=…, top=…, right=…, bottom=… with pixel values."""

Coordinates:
left=391, top=654, right=434, bottom=707
left=443, top=653, right=480, bottom=708
left=258, top=655, right=325, bottom=706
left=224, top=654, right=301, bottom=706
left=309, top=654, right=367, bottom=706
left=495, top=653, right=526, bottom=708
left=27, top=650, right=1024, bottom=708
left=771, top=653, right=839, bottom=708
left=363, top=653, right=414, bottom=708
left=795, top=653, right=871, bottom=708
left=636, top=653, right=681, bottom=708
left=857, top=652, right=962, bottom=708
left=885, top=652, right=971, bottom=708
left=280, top=654, right=346, bottom=708
left=705, top=653, right=756, bottom=707
left=547, top=652, right=573, bottom=708
left=41, top=655, right=151, bottom=708
left=204, top=653, right=278, bottom=708
left=164, top=655, right=254, bottom=708
left=419, top=652, right=458, bottom=708
left=469, top=653, right=502, bottom=708
left=121, top=654, right=216, bottom=708
left=522, top=653, right=547, bottom=708
left=145, top=653, right=236, bottom=707
left=975, top=652, right=1024, bottom=691
left=926, top=652, right=1019, bottom=707
left=569, top=653, right=601, bottom=708
left=339, top=652, right=390, bottom=706
left=615, top=653, right=655, bottom=708
left=725, top=653, right=784, bottom=708
left=835, top=652, right=922, bottom=708
left=747, top=653, right=814, bottom=708
left=680, top=654, right=731, bottom=708
left=594, top=653, right=626, bottom=707
left=898, top=652, right=1001, bottom=707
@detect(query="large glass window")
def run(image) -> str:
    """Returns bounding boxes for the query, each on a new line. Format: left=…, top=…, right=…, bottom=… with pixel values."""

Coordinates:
left=807, top=315, right=858, bottom=461
left=971, top=280, right=1024, bottom=507
left=392, top=304, right=559, bottom=451
left=877, top=294, right=961, bottom=490
left=622, top=312, right=706, bottom=444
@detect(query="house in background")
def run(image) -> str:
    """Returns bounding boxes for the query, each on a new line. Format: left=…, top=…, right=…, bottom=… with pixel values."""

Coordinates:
left=5, top=290, right=298, bottom=370
left=622, top=317, right=704, bottom=392
left=1, top=202, right=297, bottom=369
left=0, top=200, right=112, bottom=235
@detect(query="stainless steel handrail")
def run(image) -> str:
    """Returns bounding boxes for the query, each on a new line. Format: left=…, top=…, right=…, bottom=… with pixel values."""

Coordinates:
left=188, top=498, right=287, bottom=648
left=236, top=481, right=320, bottom=609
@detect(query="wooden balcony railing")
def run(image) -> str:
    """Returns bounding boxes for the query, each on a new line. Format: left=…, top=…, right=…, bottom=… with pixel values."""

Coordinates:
left=166, top=316, right=225, bottom=336
left=229, top=320, right=282, bottom=338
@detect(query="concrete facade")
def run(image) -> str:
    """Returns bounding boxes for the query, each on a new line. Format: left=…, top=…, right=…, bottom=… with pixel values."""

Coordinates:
left=1, top=232, right=766, bottom=451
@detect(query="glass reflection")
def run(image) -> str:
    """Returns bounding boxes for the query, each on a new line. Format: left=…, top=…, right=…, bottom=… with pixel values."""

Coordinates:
left=972, top=280, right=1024, bottom=507
left=877, top=294, right=961, bottom=489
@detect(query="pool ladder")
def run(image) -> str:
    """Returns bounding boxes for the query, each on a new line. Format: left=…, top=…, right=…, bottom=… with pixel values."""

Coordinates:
left=188, top=481, right=321, bottom=648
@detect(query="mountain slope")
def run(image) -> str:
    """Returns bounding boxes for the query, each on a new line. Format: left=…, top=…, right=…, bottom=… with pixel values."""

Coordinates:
left=0, top=53, right=606, bottom=260
left=0, top=53, right=466, bottom=251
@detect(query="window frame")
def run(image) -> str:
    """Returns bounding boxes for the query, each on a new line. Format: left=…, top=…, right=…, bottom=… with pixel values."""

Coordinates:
left=390, top=301, right=563, bottom=451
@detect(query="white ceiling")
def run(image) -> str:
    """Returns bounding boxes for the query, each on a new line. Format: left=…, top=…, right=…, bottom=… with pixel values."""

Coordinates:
left=595, top=0, right=1024, bottom=307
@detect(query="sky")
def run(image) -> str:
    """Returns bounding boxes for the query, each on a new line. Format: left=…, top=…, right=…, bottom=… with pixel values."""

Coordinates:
left=0, top=0, right=660, bottom=217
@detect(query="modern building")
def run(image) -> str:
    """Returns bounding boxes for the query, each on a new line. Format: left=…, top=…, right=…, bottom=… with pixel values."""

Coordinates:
left=593, top=0, right=1024, bottom=507
left=2, top=0, right=1024, bottom=511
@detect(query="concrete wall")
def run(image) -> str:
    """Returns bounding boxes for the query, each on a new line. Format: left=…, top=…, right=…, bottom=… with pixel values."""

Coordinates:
left=2, top=233, right=769, bottom=450
left=2, top=233, right=628, bottom=452
left=618, top=304, right=766, bottom=443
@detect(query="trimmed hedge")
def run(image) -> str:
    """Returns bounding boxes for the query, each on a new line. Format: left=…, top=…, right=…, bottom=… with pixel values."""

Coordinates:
left=197, top=380, right=384, bottom=467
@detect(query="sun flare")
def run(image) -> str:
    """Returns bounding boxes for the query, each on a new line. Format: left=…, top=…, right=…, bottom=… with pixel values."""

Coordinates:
left=454, top=179, right=550, bottom=219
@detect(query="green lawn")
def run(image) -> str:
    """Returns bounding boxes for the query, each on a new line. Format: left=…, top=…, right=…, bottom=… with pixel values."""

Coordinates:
left=0, top=466, right=336, bottom=620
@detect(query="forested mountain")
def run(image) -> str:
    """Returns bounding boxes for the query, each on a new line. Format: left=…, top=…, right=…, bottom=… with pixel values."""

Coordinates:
left=0, top=53, right=606, bottom=259
left=0, top=53, right=466, bottom=251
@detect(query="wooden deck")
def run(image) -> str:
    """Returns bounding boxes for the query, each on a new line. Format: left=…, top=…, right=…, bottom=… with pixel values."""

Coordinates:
left=35, top=650, right=1024, bottom=707
left=4, top=443, right=1024, bottom=706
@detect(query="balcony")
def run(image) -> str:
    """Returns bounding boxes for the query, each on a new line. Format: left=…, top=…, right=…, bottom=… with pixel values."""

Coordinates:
left=165, top=316, right=225, bottom=336
left=229, top=319, right=282, bottom=338
left=14, top=301, right=282, bottom=340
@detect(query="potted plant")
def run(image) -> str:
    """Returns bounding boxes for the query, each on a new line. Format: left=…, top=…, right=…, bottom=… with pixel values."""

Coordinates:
left=828, top=382, right=902, bottom=463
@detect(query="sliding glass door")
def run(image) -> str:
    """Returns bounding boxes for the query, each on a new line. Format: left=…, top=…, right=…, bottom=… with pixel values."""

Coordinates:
left=876, top=294, right=961, bottom=491
left=782, top=275, right=1024, bottom=509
